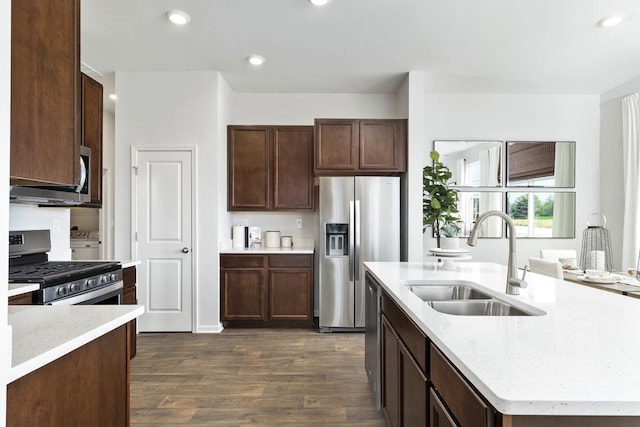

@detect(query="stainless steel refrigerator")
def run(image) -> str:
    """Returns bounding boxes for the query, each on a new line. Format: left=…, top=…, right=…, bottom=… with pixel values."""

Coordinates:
left=319, top=176, right=400, bottom=331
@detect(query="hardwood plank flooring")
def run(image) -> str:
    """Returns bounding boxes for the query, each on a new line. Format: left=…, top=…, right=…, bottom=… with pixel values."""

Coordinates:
left=130, top=329, right=386, bottom=426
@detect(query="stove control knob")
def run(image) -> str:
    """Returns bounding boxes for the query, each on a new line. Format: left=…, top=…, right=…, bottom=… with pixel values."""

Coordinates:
left=70, top=283, right=79, bottom=292
left=57, top=286, right=68, bottom=297
left=100, top=275, right=108, bottom=284
left=109, top=273, right=118, bottom=281
left=87, top=279, right=97, bottom=288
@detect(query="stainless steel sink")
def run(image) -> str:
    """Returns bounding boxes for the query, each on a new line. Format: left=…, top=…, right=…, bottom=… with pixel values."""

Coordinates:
left=408, top=285, right=492, bottom=301
left=427, top=300, right=535, bottom=316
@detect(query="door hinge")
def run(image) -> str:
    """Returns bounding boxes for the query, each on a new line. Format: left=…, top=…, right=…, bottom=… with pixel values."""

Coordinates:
left=133, top=166, right=138, bottom=175
left=134, top=232, right=138, bottom=242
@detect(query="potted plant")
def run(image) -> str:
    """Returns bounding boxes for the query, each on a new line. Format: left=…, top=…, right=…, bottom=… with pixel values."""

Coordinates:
left=439, top=221, right=462, bottom=249
left=423, top=150, right=460, bottom=248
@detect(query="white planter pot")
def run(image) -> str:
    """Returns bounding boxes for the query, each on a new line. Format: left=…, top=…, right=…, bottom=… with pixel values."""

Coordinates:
left=439, top=237, right=459, bottom=250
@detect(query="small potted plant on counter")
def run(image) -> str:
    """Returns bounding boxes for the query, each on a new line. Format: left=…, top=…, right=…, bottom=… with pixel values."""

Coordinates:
left=439, top=221, right=462, bottom=249
left=423, top=150, right=460, bottom=249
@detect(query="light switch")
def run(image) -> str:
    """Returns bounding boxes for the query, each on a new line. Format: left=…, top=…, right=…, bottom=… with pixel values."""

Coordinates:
left=296, top=218, right=303, bottom=229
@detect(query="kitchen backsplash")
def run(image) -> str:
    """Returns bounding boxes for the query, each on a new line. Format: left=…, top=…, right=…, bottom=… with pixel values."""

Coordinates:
left=9, top=204, right=72, bottom=260
left=224, top=211, right=318, bottom=250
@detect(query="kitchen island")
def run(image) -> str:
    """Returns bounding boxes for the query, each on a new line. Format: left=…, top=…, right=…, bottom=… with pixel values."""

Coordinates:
left=365, top=261, right=640, bottom=426
left=7, top=304, right=144, bottom=426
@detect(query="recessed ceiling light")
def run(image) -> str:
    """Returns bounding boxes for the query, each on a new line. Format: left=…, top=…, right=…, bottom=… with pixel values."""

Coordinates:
left=597, top=15, right=623, bottom=27
left=248, top=55, right=266, bottom=66
left=109, top=94, right=117, bottom=101
left=166, top=10, right=191, bottom=25
left=309, top=0, right=329, bottom=5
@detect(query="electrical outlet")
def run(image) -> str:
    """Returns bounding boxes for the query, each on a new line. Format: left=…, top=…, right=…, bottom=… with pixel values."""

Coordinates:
left=52, top=220, right=61, bottom=234
left=296, top=218, right=303, bottom=229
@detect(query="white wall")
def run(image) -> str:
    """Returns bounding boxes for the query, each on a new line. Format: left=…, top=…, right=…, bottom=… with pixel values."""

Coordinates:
left=406, top=72, right=426, bottom=262
left=9, top=205, right=71, bottom=260
left=423, top=94, right=601, bottom=268
left=600, top=77, right=640, bottom=270
left=115, top=71, right=221, bottom=332
left=101, top=110, right=116, bottom=260
left=230, top=93, right=400, bottom=125
left=1, top=0, right=11, bottom=420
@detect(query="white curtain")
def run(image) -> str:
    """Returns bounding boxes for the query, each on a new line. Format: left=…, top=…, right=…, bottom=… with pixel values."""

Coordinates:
left=552, top=143, right=575, bottom=237
left=479, top=147, right=501, bottom=236
left=622, top=93, right=640, bottom=269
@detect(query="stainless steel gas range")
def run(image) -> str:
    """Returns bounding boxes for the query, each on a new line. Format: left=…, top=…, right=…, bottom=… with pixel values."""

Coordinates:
left=9, top=229, right=123, bottom=305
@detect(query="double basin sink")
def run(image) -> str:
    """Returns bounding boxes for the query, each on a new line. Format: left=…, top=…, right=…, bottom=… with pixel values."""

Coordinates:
left=405, top=280, right=542, bottom=316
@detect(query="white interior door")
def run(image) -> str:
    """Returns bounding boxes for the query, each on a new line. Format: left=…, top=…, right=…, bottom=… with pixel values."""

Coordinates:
left=134, top=148, right=194, bottom=332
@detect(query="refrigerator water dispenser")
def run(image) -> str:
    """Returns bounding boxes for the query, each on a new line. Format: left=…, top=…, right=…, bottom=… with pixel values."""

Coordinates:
left=326, top=223, right=348, bottom=256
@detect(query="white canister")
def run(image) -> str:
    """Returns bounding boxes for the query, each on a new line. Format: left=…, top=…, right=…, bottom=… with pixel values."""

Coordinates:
left=281, top=236, right=293, bottom=248
left=232, top=225, right=246, bottom=248
left=264, top=231, right=281, bottom=248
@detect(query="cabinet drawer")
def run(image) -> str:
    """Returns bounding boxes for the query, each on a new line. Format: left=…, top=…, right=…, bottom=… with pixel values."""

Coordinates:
left=430, top=344, right=493, bottom=427
left=269, top=254, right=312, bottom=268
left=382, top=292, right=427, bottom=373
left=221, top=255, right=265, bottom=269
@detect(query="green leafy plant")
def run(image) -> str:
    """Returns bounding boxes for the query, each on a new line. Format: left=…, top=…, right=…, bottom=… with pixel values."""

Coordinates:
left=423, top=150, right=460, bottom=247
left=440, top=222, right=462, bottom=238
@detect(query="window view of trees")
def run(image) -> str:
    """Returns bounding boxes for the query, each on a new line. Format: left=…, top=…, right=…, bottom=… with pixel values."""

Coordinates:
left=508, top=193, right=556, bottom=237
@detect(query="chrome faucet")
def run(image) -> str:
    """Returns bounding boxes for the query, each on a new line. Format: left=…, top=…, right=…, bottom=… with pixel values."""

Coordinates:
left=467, top=210, right=527, bottom=295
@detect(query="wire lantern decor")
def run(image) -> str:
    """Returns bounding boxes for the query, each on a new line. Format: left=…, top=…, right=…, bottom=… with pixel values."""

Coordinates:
left=579, top=213, right=614, bottom=272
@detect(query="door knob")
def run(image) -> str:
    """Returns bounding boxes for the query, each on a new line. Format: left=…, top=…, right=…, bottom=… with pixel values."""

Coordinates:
left=182, top=247, right=190, bottom=253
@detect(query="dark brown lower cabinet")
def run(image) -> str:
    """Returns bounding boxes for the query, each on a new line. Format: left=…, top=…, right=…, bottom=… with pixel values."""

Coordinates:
left=221, top=254, right=313, bottom=328
left=430, top=388, right=457, bottom=427
left=123, top=266, right=138, bottom=359
left=382, top=313, right=429, bottom=427
left=400, top=340, right=429, bottom=426
left=8, top=291, right=34, bottom=305
left=7, top=325, right=129, bottom=427
left=382, top=315, right=400, bottom=427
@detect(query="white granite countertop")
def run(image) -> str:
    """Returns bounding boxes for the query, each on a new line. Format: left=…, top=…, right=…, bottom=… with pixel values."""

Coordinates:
left=8, top=283, right=39, bottom=298
left=120, top=260, right=141, bottom=268
left=7, top=304, right=144, bottom=383
left=365, top=261, right=640, bottom=416
left=220, top=245, right=314, bottom=255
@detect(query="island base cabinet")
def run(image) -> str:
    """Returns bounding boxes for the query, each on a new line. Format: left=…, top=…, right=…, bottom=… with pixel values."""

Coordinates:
left=382, top=316, right=400, bottom=427
left=430, top=344, right=493, bottom=427
left=382, top=314, right=429, bottom=427
left=430, top=389, right=458, bottom=427
left=7, top=325, right=129, bottom=427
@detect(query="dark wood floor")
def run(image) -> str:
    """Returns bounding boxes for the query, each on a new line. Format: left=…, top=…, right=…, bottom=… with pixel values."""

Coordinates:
left=130, top=329, right=386, bottom=426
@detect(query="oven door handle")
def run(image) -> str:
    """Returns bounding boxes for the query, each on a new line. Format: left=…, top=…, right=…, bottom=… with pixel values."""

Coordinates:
left=47, top=281, right=123, bottom=306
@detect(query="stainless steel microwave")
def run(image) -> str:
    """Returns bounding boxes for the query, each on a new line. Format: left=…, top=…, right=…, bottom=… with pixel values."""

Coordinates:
left=10, top=146, right=91, bottom=205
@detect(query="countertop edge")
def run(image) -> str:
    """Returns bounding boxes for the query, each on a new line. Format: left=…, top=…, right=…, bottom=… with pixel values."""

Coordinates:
left=120, top=260, right=141, bottom=268
left=8, top=305, right=144, bottom=383
left=219, top=247, right=314, bottom=254
left=8, top=283, right=39, bottom=298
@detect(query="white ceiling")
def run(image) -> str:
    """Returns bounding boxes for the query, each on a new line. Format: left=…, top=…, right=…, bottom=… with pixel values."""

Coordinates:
left=81, top=0, right=640, bottom=98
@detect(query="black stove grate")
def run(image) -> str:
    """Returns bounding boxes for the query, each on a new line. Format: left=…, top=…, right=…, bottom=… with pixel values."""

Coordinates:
left=9, top=261, right=121, bottom=286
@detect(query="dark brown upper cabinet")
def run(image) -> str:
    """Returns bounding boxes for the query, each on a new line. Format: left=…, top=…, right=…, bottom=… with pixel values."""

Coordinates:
left=81, top=73, right=103, bottom=207
left=228, top=126, right=314, bottom=211
left=314, top=119, right=407, bottom=175
left=10, top=0, right=81, bottom=186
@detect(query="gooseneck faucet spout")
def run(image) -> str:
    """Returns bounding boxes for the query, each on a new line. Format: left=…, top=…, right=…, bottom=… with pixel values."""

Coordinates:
left=467, top=210, right=527, bottom=295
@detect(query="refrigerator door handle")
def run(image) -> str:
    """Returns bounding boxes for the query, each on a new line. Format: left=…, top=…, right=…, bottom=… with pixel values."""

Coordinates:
left=349, top=200, right=355, bottom=282
left=355, top=200, right=361, bottom=281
